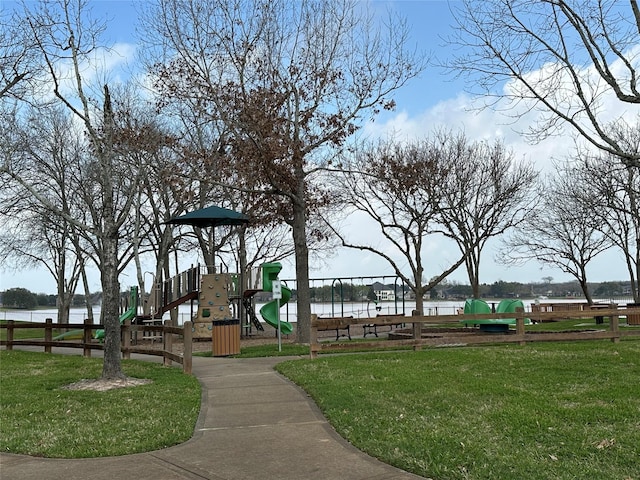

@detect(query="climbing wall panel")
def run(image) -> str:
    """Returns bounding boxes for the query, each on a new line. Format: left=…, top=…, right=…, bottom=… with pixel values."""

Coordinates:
left=193, top=274, right=232, bottom=340
left=193, top=273, right=240, bottom=356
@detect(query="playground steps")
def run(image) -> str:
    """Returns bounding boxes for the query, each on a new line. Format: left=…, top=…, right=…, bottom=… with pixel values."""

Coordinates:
left=242, top=297, right=265, bottom=331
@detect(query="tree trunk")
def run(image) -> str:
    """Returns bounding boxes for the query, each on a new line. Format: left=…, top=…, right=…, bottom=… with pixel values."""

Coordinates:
left=292, top=198, right=311, bottom=344
left=413, top=284, right=425, bottom=339
left=55, top=276, right=72, bottom=326
left=55, top=254, right=69, bottom=324
left=623, top=254, right=639, bottom=303
left=195, top=227, right=216, bottom=273
left=56, top=292, right=72, bottom=325
left=579, top=280, right=593, bottom=305
left=633, top=230, right=640, bottom=303
left=100, top=229, right=125, bottom=380
left=79, top=265, right=95, bottom=323
left=466, top=250, right=481, bottom=299
left=71, top=232, right=94, bottom=322
left=238, top=227, right=248, bottom=327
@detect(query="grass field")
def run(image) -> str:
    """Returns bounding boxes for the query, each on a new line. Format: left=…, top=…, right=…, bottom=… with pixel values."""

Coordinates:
left=0, top=320, right=46, bottom=341
left=2, top=322, right=639, bottom=479
left=277, top=339, right=640, bottom=480
left=0, top=350, right=201, bottom=458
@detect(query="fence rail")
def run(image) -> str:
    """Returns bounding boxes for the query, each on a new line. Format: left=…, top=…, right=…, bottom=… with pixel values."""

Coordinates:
left=310, top=306, right=640, bottom=358
left=1, top=319, right=193, bottom=374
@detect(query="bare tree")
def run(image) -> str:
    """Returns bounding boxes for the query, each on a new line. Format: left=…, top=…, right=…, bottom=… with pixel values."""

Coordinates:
left=142, top=0, right=426, bottom=343
left=502, top=164, right=612, bottom=304
left=102, top=86, right=184, bottom=309
left=0, top=105, right=86, bottom=323
left=0, top=0, right=144, bottom=380
left=448, top=0, right=640, bottom=168
left=0, top=6, right=42, bottom=99
left=434, top=134, right=538, bottom=298
left=333, top=138, right=464, bottom=320
left=576, top=128, right=640, bottom=302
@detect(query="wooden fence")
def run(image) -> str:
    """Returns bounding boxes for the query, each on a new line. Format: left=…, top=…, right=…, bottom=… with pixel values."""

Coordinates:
left=310, top=305, right=640, bottom=359
left=1, top=319, right=193, bottom=374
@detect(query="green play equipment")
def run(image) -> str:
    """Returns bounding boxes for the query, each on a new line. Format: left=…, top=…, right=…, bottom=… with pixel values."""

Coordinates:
left=53, top=327, right=84, bottom=341
left=463, top=298, right=492, bottom=315
left=95, top=286, right=139, bottom=341
left=460, top=298, right=531, bottom=332
left=54, top=286, right=139, bottom=341
left=495, top=299, right=531, bottom=323
left=259, top=262, right=293, bottom=335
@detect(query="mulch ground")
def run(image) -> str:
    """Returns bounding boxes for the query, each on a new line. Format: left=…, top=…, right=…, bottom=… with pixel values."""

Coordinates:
left=134, top=322, right=389, bottom=355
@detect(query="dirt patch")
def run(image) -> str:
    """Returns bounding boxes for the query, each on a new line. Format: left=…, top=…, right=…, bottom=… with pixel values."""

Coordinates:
left=62, top=377, right=152, bottom=392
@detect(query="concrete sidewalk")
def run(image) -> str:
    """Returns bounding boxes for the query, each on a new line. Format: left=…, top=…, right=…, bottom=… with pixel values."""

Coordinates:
left=0, top=354, right=425, bottom=480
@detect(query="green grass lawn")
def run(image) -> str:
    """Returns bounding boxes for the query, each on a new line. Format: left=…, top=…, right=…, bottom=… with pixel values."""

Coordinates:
left=232, top=318, right=632, bottom=358
left=3, top=321, right=638, bottom=478
left=277, top=340, right=640, bottom=480
left=0, top=350, right=201, bottom=458
left=526, top=317, right=632, bottom=331
left=0, top=320, right=46, bottom=341
left=232, top=343, right=310, bottom=357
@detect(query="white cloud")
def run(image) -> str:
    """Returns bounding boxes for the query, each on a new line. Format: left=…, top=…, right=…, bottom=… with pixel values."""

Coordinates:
left=5, top=28, right=636, bottom=292
left=49, top=42, right=138, bottom=100
left=330, top=57, right=638, bottom=285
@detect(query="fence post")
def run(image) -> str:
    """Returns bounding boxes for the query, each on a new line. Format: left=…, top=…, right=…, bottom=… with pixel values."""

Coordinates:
left=164, top=319, right=172, bottom=367
left=183, top=321, right=192, bottom=374
left=45, top=318, right=53, bottom=353
left=122, top=318, right=131, bottom=359
left=412, top=310, right=422, bottom=350
left=6, top=320, right=14, bottom=351
left=516, top=307, right=526, bottom=346
left=83, top=319, right=92, bottom=358
left=309, top=314, right=318, bottom=359
left=609, top=303, right=620, bottom=344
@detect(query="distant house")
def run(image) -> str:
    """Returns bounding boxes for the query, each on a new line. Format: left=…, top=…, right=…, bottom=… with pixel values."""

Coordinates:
left=372, top=282, right=396, bottom=301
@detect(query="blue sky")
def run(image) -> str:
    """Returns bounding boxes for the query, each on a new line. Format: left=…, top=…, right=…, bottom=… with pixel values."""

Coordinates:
left=1, top=0, right=633, bottom=294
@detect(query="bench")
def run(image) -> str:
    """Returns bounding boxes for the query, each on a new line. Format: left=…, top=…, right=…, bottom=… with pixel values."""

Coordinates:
left=363, top=314, right=406, bottom=338
left=139, top=317, right=163, bottom=342
left=317, top=316, right=353, bottom=341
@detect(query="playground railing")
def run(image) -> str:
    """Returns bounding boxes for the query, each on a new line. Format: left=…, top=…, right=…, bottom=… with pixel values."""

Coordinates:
left=309, top=305, right=640, bottom=359
left=0, top=319, right=193, bottom=375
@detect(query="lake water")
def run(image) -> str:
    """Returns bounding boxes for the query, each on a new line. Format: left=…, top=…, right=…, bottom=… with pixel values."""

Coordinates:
left=3, top=297, right=629, bottom=325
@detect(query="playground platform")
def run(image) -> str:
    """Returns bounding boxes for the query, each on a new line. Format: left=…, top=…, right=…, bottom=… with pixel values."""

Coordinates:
left=0, top=349, right=425, bottom=480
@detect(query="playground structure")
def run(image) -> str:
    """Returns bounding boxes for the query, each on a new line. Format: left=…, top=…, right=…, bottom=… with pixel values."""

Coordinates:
left=135, top=267, right=410, bottom=345
left=80, top=262, right=288, bottom=355
left=255, top=262, right=293, bottom=335
left=192, top=273, right=235, bottom=339
left=274, top=275, right=409, bottom=320
left=295, top=275, right=409, bottom=340
left=194, top=272, right=241, bottom=355
left=56, top=204, right=410, bottom=348
left=149, top=204, right=412, bottom=346
left=460, top=298, right=532, bottom=333
left=54, top=286, right=139, bottom=341
left=143, top=265, right=201, bottom=322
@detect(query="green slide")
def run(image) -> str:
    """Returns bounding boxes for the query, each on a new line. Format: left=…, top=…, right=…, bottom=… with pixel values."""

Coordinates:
left=53, top=328, right=84, bottom=341
left=259, top=262, right=294, bottom=335
left=464, top=298, right=492, bottom=316
left=95, top=286, right=138, bottom=341
left=460, top=298, right=531, bottom=331
left=495, top=299, right=531, bottom=325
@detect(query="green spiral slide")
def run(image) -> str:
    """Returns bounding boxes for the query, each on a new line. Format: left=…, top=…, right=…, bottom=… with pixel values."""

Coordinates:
left=259, top=262, right=293, bottom=335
